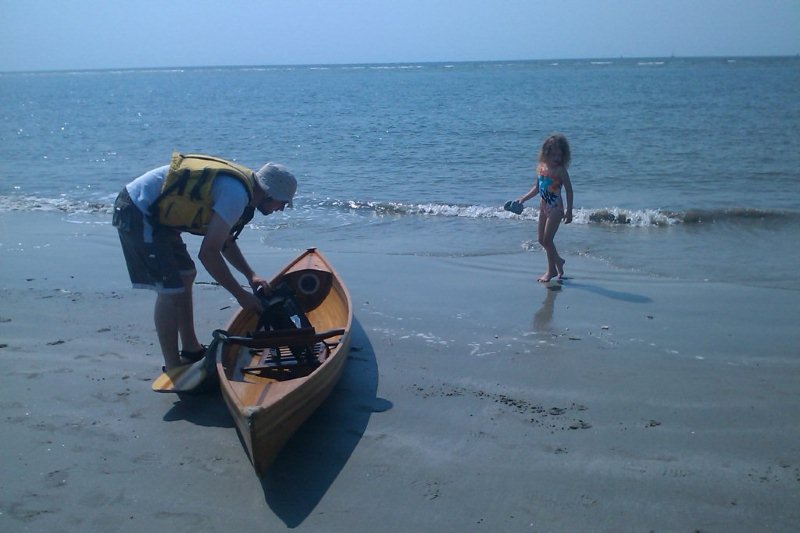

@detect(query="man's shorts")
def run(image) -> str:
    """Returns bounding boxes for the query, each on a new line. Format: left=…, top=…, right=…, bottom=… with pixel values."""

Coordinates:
left=112, top=188, right=196, bottom=294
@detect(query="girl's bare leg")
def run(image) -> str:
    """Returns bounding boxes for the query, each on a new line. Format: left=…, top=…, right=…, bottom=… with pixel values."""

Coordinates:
left=556, top=255, right=566, bottom=279
left=536, top=210, right=550, bottom=281
left=538, top=209, right=563, bottom=282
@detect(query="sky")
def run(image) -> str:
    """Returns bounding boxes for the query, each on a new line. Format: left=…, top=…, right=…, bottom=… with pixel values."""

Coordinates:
left=1, top=0, right=799, bottom=72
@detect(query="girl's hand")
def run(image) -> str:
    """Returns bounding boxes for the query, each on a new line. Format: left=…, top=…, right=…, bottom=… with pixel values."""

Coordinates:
left=563, top=211, right=573, bottom=224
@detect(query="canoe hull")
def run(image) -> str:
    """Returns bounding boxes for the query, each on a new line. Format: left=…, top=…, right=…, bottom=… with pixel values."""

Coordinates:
left=217, top=248, right=352, bottom=476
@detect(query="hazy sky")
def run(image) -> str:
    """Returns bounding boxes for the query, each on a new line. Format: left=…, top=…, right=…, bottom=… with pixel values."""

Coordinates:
left=2, top=0, right=799, bottom=72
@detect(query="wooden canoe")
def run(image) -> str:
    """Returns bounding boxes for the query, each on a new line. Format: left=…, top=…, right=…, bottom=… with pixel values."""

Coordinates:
left=215, top=248, right=352, bottom=476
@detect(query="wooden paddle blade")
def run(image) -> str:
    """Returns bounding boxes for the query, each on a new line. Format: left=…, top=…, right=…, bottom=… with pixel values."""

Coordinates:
left=151, top=359, right=208, bottom=393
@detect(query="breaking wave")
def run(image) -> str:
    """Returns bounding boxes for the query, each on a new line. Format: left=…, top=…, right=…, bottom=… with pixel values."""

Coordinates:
left=0, top=195, right=114, bottom=215
left=1, top=194, right=796, bottom=228
left=316, top=199, right=798, bottom=227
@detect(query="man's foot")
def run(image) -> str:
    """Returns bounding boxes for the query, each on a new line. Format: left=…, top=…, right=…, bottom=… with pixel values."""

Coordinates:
left=180, top=345, right=207, bottom=363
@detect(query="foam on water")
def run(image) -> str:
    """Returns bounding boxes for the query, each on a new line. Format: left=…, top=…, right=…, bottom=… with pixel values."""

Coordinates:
left=2, top=193, right=796, bottom=231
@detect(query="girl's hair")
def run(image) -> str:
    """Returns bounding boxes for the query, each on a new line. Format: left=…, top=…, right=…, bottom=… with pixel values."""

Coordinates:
left=538, top=134, right=571, bottom=169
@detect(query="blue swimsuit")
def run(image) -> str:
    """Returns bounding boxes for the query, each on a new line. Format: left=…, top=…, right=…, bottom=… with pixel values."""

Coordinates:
left=538, top=175, right=563, bottom=213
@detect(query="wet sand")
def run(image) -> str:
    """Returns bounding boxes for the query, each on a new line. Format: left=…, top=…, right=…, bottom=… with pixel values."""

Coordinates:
left=1, top=211, right=799, bottom=531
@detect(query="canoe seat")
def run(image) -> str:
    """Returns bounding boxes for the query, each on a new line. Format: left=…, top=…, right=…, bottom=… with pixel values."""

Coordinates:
left=217, top=328, right=346, bottom=379
left=241, top=342, right=330, bottom=378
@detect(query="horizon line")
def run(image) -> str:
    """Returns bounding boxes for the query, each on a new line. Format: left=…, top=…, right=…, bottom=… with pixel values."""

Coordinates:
left=2, top=54, right=798, bottom=75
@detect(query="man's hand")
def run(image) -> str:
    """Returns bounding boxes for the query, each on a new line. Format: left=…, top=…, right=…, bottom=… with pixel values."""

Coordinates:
left=248, top=275, right=272, bottom=295
left=236, top=291, right=263, bottom=314
left=200, top=214, right=264, bottom=313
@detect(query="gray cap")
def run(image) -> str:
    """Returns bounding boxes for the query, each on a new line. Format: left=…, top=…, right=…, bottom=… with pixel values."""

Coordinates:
left=254, top=162, right=297, bottom=207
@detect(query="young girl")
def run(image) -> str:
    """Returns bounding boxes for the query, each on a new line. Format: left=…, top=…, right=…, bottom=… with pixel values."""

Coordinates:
left=517, top=134, right=574, bottom=282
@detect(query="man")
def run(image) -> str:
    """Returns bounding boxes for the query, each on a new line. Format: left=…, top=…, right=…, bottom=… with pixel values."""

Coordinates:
left=112, top=152, right=297, bottom=370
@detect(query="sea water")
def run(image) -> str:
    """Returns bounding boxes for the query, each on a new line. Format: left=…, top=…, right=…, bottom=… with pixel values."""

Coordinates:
left=1, top=57, right=799, bottom=289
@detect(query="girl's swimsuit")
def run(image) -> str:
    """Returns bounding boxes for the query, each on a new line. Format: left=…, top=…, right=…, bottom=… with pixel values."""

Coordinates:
left=538, top=175, right=563, bottom=214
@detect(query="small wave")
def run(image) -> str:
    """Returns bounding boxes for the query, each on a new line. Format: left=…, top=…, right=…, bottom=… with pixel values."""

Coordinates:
left=2, top=194, right=795, bottom=228
left=582, top=208, right=681, bottom=226
left=315, top=199, right=681, bottom=225
left=368, top=65, right=424, bottom=70
left=319, top=199, right=511, bottom=219
left=0, top=195, right=113, bottom=215
left=318, top=198, right=679, bottom=225
left=316, top=199, right=799, bottom=227
left=583, top=207, right=798, bottom=226
left=680, top=208, right=794, bottom=223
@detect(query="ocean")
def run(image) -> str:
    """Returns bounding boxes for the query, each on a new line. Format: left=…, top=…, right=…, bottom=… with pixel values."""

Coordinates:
left=1, top=57, right=799, bottom=289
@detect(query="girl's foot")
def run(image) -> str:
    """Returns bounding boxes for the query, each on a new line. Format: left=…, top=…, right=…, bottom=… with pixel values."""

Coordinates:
left=556, top=258, right=566, bottom=279
left=538, top=271, right=557, bottom=283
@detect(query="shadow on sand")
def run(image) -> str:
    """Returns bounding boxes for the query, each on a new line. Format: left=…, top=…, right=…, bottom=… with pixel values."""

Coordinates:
left=260, top=318, right=387, bottom=527
left=563, top=280, right=653, bottom=304
left=162, top=389, right=235, bottom=428
left=159, top=318, right=384, bottom=526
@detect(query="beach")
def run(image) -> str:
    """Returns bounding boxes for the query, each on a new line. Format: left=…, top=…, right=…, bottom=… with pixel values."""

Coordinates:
left=1, top=210, right=799, bottom=531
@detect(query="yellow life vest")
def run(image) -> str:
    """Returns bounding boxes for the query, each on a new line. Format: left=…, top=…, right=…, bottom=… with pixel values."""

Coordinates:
left=151, top=152, right=256, bottom=235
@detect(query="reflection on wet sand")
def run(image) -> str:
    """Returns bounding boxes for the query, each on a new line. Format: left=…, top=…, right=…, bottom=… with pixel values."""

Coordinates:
left=532, top=284, right=561, bottom=332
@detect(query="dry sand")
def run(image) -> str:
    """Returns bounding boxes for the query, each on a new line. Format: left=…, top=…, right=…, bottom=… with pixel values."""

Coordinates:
left=1, top=211, right=799, bottom=531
